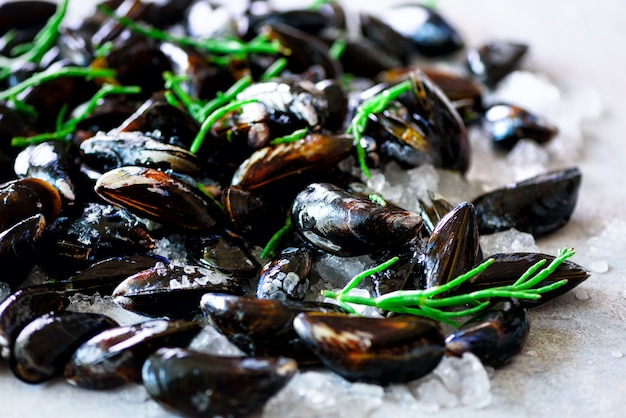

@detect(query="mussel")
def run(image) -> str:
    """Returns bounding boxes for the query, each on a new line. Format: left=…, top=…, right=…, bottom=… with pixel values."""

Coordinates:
left=293, top=312, right=445, bottom=385
left=142, top=347, right=297, bottom=418
left=291, top=182, right=422, bottom=256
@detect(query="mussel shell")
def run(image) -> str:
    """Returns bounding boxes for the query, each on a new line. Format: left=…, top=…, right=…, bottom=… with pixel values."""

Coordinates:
left=0, top=214, right=47, bottom=287
left=293, top=312, right=445, bottom=384
left=80, top=131, right=203, bottom=175
left=0, top=177, right=61, bottom=231
left=186, top=229, right=260, bottom=279
left=380, top=4, right=464, bottom=57
left=415, top=202, right=482, bottom=290
left=114, top=91, right=201, bottom=149
left=221, top=185, right=286, bottom=244
left=481, top=103, right=558, bottom=150
left=472, top=167, right=582, bottom=236
left=64, top=319, right=202, bottom=389
left=60, top=254, right=164, bottom=295
left=467, top=41, right=529, bottom=87
left=14, top=140, right=77, bottom=202
left=448, top=252, right=590, bottom=307
left=112, top=263, right=243, bottom=319
left=445, top=298, right=530, bottom=367
left=256, top=246, right=312, bottom=300
left=0, top=286, right=69, bottom=359
left=291, top=182, right=422, bottom=256
left=94, top=166, right=223, bottom=231
left=10, top=311, right=119, bottom=383
left=200, top=293, right=344, bottom=365
left=142, top=347, right=297, bottom=418
left=41, top=203, right=155, bottom=269
left=264, top=22, right=341, bottom=79
left=231, top=133, right=353, bottom=191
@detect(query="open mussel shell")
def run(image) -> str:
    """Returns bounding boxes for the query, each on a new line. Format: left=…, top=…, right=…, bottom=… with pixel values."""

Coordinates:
left=10, top=311, right=119, bottom=384
left=0, top=286, right=69, bottom=359
left=80, top=131, right=203, bottom=175
left=256, top=246, right=312, bottom=301
left=415, top=202, right=482, bottom=291
left=291, top=182, right=422, bottom=256
left=293, top=312, right=445, bottom=385
left=231, top=133, right=353, bottom=191
left=374, top=70, right=469, bottom=174
left=112, top=262, right=244, bottom=319
left=472, top=167, right=582, bottom=236
left=186, top=229, right=260, bottom=279
left=448, top=252, right=590, bottom=307
left=94, top=166, right=223, bottom=231
left=64, top=319, right=202, bottom=389
left=142, top=347, right=297, bottom=418
left=200, top=293, right=345, bottom=366
left=445, top=298, right=530, bottom=367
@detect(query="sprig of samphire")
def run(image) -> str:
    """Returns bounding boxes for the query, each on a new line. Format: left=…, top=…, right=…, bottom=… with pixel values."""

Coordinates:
left=347, top=80, right=412, bottom=179
left=323, top=247, right=576, bottom=326
left=0, top=0, right=68, bottom=81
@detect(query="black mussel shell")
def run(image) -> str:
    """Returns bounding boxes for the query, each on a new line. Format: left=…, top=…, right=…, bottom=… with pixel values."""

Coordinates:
left=256, top=246, right=313, bottom=301
left=0, top=286, right=69, bottom=359
left=95, top=166, right=223, bottom=231
left=80, top=131, right=203, bottom=175
left=375, top=70, right=469, bottom=174
left=14, top=140, right=77, bottom=202
left=64, top=319, right=202, bottom=389
left=231, top=134, right=353, bottom=192
left=415, top=202, right=482, bottom=291
left=264, top=22, right=341, bottom=79
left=112, top=263, right=243, bottom=319
left=11, top=311, right=119, bottom=383
left=293, top=312, right=445, bottom=385
left=142, top=347, right=297, bottom=418
left=0, top=214, right=47, bottom=287
left=0, top=177, right=62, bottom=231
left=200, top=293, right=345, bottom=366
left=380, top=4, right=464, bottom=57
left=467, top=41, right=529, bottom=87
left=481, top=103, right=558, bottom=150
left=448, top=252, right=590, bottom=307
left=186, top=229, right=261, bottom=279
left=291, top=182, right=422, bottom=256
left=445, top=298, right=530, bottom=367
left=472, top=167, right=582, bottom=236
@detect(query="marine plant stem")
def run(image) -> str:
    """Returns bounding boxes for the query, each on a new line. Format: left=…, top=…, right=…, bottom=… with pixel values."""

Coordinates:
left=189, top=98, right=258, bottom=154
left=0, top=0, right=69, bottom=80
left=347, top=79, right=412, bottom=178
left=323, top=248, right=576, bottom=326
left=11, top=83, right=141, bottom=146
left=269, top=128, right=308, bottom=145
left=98, top=5, right=284, bottom=56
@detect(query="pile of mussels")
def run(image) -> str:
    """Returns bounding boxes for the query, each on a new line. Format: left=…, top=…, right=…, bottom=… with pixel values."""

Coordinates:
left=0, top=0, right=589, bottom=417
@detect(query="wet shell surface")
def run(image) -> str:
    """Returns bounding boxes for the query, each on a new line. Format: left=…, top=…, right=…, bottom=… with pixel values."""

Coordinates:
left=291, top=182, right=422, bottom=256
left=293, top=312, right=445, bottom=384
left=64, top=319, right=202, bottom=389
left=142, top=347, right=297, bottom=418
left=94, top=166, right=222, bottom=230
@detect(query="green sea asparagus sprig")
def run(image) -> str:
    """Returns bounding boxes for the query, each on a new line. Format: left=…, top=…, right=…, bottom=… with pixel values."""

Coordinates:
left=98, top=5, right=284, bottom=57
left=11, top=83, right=140, bottom=146
left=347, top=79, right=412, bottom=178
left=323, top=247, right=576, bottom=325
left=0, top=0, right=68, bottom=81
